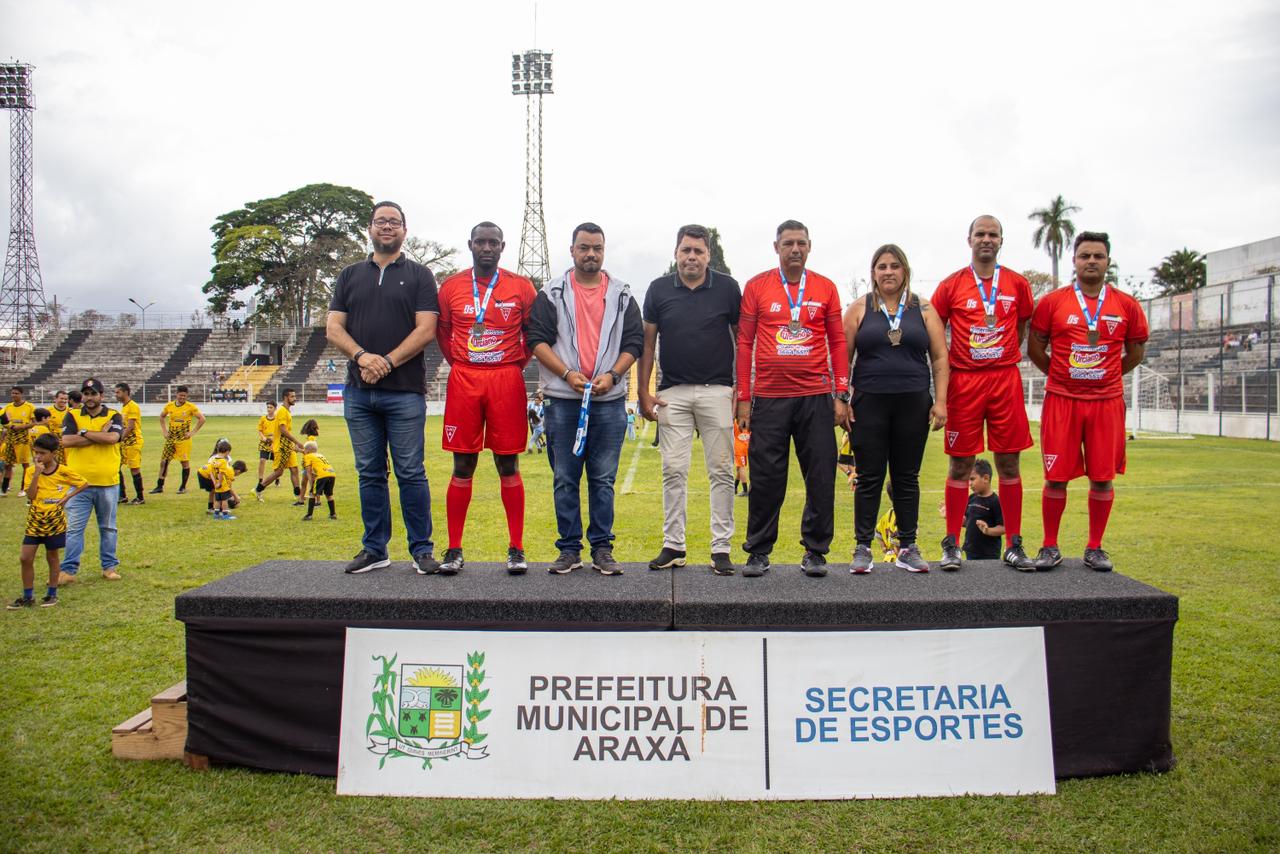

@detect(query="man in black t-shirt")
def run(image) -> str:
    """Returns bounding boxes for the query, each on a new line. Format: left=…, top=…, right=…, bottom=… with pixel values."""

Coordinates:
left=962, top=459, right=1005, bottom=560
left=637, top=225, right=741, bottom=577
left=326, top=201, right=440, bottom=575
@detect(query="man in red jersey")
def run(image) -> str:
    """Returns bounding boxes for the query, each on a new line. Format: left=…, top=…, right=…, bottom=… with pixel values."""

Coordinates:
left=931, top=215, right=1037, bottom=571
left=1028, top=231, right=1148, bottom=571
left=735, top=220, right=850, bottom=578
left=433, top=222, right=538, bottom=576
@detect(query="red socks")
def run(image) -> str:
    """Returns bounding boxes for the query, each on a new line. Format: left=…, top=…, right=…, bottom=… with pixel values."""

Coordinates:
left=998, top=477, right=1023, bottom=545
left=446, top=476, right=473, bottom=549
left=1041, top=485, right=1067, bottom=547
left=944, top=479, right=969, bottom=540
left=1087, top=489, right=1114, bottom=549
left=500, top=473, right=525, bottom=550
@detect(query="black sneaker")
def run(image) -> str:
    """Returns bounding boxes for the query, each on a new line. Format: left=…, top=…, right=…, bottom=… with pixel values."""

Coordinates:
left=742, top=553, right=770, bottom=577
left=412, top=551, right=440, bottom=575
left=176, top=488, right=188, bottom=495
left=851, top=544, right=874, bottom=575
left=1083, top=547, right=1114, bottom=572
left=548, top=550, right=582, bottom=574
left=800, top=551, right=828, bottom=577
left=1003, top=535, right=1036, bottom=571
left=129, top=497, right=146, bottom=505
left=1033, top=545, right=1062, bottom=571
left=6, top=597, right=33, bottom=610
left=39, top=594, right=57, bottom=607
left=939, top=535, right=962, bottom=571
left=291, top=499, right=306, bottom=506
left=648, top=547, right=686, bottom=570
left=710, top=553, right=735, bottom=576
left=591, top=547, right=623, bottom=576
left=507, top=547, right=528, bottom=575
left=301, top=515, right=313, bottom=521
left=895, top=544, right=930, bottom=573
left=148, top=486, right=163, bottom=494
left=344, top=550, right=391, bottom=574
left=438, top=548, right=465, bottom=576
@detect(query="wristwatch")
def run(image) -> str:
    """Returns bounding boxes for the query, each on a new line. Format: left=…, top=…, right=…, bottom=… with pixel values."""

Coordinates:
left=834, top=390, right=852, bottom=404
left=607, top=370, right=623, bottom=386
left=79, top=428, right=89, bottom=437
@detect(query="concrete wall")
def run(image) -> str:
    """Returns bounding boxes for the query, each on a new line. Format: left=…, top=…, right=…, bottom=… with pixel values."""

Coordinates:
left=1206, top=235, right=1280, bottom=287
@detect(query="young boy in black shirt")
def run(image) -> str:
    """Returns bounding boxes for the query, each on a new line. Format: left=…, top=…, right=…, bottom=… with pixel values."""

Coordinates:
left=963, top=459, right=1005, bottom=561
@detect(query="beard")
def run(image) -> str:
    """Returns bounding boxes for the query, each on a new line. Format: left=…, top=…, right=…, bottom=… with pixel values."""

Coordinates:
left=372, top=234, right=404, bottom=255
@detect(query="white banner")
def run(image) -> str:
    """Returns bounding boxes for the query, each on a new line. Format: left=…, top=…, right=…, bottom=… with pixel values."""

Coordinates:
left=337, top=628, right=1054, bottom=800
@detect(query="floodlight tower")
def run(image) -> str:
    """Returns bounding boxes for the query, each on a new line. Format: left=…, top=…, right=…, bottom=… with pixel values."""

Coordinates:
left=0, top=62, right=46, bottom=357
left=511, top=49, right=552, bottom=288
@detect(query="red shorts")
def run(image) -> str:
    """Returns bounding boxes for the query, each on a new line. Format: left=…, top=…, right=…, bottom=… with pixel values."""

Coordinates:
left=442, top=363, right=528, bottom=455
left=1039, top=392, right=1127, bottom=482
left=944, top=366, right=1033, bottom=457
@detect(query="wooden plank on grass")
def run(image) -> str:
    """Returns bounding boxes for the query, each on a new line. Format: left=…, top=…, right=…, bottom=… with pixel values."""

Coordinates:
left=151, top=680, right=187, bottom=704
left=111, top=707, right=152, bottom=735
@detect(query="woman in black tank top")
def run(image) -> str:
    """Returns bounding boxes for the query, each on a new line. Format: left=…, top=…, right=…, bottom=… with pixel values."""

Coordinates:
left=840, top=244, right=950, bottom=574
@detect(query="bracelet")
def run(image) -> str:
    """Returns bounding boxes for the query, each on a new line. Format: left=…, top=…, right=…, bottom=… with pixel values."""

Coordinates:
left=382, top=355, right=395, bottom=370
left=353, top=349, right=366, bottom=361
left=560, top=368, right=571, bottom=380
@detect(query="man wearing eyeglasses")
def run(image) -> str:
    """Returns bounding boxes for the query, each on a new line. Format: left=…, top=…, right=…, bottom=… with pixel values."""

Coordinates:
left=326, top=201, right=440, bottom=576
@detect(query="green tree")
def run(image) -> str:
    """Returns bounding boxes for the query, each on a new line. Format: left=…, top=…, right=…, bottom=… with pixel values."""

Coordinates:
left=203, top=183, right=373, bottom=326
left=1021, top=269, right=1056, bottom=298
left=1150, top=248, right=1206, bottom=296
left=403, top=236, right=460, bottom=281
left=664, top=226, right=732, bottom=276
left=1028, top=195, right=1080, bottom=288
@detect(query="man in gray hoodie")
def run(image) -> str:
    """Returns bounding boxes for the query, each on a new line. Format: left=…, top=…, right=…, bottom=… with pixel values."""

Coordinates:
left=526, top=223, right=644, bottom=576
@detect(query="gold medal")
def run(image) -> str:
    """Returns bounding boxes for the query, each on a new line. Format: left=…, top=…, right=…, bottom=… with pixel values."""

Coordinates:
left=888, top=328, right=903, bottom=346
left=1087, top=328, right=1099, bottom=346
left=788, top=320, right=801, bottom=334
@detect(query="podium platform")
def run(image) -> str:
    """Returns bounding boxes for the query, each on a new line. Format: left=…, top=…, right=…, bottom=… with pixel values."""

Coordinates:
left=175, top=559, right=1177, bottom=779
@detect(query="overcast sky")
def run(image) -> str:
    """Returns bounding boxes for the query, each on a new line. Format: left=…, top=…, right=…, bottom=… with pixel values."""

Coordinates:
left=3, top=0, right=1278, bottom=318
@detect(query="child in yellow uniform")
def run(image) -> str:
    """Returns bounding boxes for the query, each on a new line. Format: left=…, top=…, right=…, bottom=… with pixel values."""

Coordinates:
left=204, top=439, right=247, bottom=520
left=300, top=441, right=337, bottom=521
left=873, top=481, right=899, bottom=563
left=8, top=434, right=87, bottom=609
left=256, top=400, right=277, bottom=490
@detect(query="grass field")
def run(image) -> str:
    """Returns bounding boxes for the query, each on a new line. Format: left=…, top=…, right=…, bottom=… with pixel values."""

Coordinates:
left=1, top=415, right=1277, bottom=852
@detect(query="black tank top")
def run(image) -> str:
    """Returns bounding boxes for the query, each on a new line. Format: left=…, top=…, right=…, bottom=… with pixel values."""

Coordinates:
left=851, top=293, right=931, bottom=393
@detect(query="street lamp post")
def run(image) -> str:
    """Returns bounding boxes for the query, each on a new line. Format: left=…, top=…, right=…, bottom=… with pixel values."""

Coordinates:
left=128, top=298, right=155, bottom=329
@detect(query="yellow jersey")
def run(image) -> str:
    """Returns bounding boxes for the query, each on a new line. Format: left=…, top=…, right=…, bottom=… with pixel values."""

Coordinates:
left=208, top=456, right=236, bottom=490
left=23, top=463, right=88, bottom=537
left=62, top=406, right=124, bottom=486
left=1, top=401, right=36, bottom=446
left=161, top=400, right=201, bottom=439
left=875, top=509, right=899, bottom=561
left=29, top=423, right=58, bottom=445
left=257, top=415, right=276, bottom=453
left=302, top=451, right=335, bottom=481
left=273, top=406, right=293, bottom=451
left=47, top=405, right=71, bottom=432
left=119, top=398, right=143, bottom=447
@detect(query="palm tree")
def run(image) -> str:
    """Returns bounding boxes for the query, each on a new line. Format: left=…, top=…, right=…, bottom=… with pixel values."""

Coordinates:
left=1028, top=195, right=1081, bottom=287
left=1150, top=248, right=1206, bottom=296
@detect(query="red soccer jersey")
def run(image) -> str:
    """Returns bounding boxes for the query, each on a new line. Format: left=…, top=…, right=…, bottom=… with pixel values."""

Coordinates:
left=932, top=266, right=1034, bottom=371
left=437, top=268, right=537, bottom=368
left=736, top=268, right=848, bottom=400
left=1031, top=285, right=1149, bottom=400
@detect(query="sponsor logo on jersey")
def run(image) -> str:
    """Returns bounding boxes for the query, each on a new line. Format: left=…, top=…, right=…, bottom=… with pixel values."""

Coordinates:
left=1067, top=315, right=1079, bottom=325
left=1067, top=344, right=1107, bottom=380
left=769, top=302, right=783, bottom=313
left=965, top=298, right=978, bottom=309
left=774, top=325, right=815, bottom=356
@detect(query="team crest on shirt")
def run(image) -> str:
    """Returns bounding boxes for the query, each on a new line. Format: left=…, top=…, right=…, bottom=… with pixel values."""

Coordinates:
left=495, top=301, right=515, bottom=321
left=804, top=300, right=821, bottom=319
left=946, top=431, right=959, bottom=447
left=1045, top=454, right=1058, bottom=471
left=444, top=425, right=457, bottom=441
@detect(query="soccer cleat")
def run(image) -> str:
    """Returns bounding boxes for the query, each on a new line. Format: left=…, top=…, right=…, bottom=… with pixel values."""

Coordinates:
left=300, top=514, right=312, bottom=521
left=895, top=544, right=930, bottom=573
left=1083, top=547, right=1114, bottom=572
left=176, top=488, right=187, bottom=495
left=129, top=497, right=146, bottom=505
left=102, top=570, right=122, bottom=581
left=57, top=572, right=77, bottom=587
left=291, top=499, right=306, bottom=507
left=548, top=551, right=582, bottom=574
left=800, top=551, right=828, bottom=578
left=6, top=597, right=33, bottom=610
left=328, top=515, right=338, bottom=521
left=255, top=491, right=264, bottom=502
left=1003, top=535, right=1036, bottom=571
left=1033, top=545, right=1063, bottom=571
left=438, top=548, right=465, bottom=576
left=710, top=553, right=735, bottom=576
left=222, top=514, right=237, bottom=521
left=344, top=550, right=391, bottom=575
left=149, top=486, right=163, bottom=494
left=39, top=594, right=57, bottom=607
left=648, top=547, right=687, bottom=571
left=939, top=535, right=962, bottom=571
left=507, top=548, right=528, bottom=575
left=850, top=544, right=874, bottom=574
left=742, top=553, right=770, bottom=577
left=591, top=548, right=623, bottom=576
left=412, top=551, right=440, bottom=575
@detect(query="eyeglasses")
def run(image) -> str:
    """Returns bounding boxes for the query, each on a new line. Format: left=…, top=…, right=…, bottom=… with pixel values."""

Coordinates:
left=372, top=218, right=404, bottom=229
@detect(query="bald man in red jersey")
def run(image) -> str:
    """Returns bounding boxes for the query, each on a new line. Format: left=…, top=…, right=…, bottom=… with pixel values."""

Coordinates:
left=1028, top=231, right=1148, bottom=572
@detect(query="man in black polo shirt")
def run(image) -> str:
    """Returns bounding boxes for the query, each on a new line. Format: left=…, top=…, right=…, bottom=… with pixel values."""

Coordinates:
left=638, top=224, right=741, bottom=576
left=326, top=201, right=440, bottom=575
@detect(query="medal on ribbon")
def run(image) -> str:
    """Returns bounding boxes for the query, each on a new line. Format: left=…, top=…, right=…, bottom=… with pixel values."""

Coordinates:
left=972, top=264, right=1000, bottom=328
left=471, top=268, right=499, bottom=342
left=1073, top=281, right=1107, bottom=347
left=572, top=385, right=591, bottom=458
left=882, top=298, right=905, bottom=346
left=780, top=266, right=806, bottom=336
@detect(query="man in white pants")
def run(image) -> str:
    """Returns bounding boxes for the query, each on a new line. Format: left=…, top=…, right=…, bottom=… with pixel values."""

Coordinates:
left=637, top=225, right=741, bottom=575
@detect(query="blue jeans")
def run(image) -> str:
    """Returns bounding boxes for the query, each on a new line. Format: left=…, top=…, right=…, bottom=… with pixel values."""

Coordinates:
left=343, top=384, right=433, bottom=559
left=60, top=486, right=119, bottom=575
left=543, top=396, right=627, bottom=553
